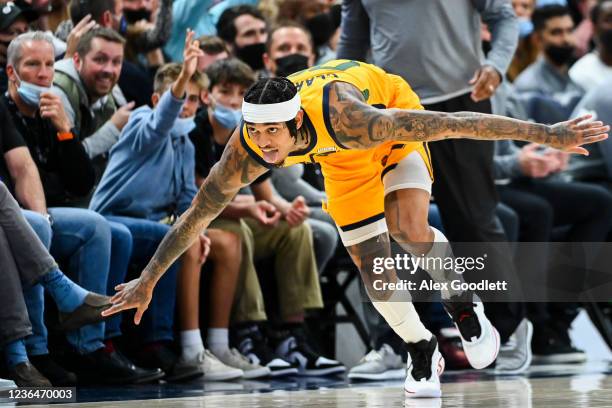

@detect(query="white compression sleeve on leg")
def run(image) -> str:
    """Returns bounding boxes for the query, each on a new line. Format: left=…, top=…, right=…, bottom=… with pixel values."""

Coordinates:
left=371, top=290, right=432, bottom=344
left=422, top=227, right=465, bottom=299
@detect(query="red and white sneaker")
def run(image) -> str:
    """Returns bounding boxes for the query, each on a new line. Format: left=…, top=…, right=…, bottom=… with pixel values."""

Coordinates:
left=443, top=292, right=500, bottom=369
left=404, top=336, right=445, bottom=399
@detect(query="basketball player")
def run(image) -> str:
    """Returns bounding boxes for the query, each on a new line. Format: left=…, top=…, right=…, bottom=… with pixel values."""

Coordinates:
left=102, top=60, right=609, bottom=398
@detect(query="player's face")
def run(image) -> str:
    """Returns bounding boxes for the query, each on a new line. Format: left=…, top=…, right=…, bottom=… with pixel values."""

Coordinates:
left=246, top=122, right=295, bottom=165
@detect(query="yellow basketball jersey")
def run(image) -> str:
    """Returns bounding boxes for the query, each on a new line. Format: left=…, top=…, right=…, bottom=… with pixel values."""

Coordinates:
left=239, top=59, right=424, bottom=168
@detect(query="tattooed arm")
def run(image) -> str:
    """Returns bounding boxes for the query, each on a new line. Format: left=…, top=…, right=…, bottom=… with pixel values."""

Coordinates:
left=328, top=81, right=609, bottom=155
left=102, top=129, right=267, bottom=323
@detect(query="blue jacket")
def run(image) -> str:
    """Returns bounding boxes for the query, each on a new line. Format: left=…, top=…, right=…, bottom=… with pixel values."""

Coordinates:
left=90, top=90, right=197, bottom=220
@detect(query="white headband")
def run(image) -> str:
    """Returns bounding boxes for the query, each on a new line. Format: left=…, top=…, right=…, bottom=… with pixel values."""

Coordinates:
left=242, top=93, right=301, bottom=123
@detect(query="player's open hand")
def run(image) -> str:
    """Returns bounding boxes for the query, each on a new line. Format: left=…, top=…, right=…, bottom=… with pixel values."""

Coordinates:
left=101, top=277, right=153, bottom=325
left=546, top=114, right=609, bottom=155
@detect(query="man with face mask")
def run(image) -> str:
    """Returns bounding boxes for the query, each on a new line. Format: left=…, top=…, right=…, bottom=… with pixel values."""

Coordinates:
left=216, top=5, right=268, bottom=73
left=514, top=5, right=585, bottom=122
left=570, top=0, right=612, bottom=92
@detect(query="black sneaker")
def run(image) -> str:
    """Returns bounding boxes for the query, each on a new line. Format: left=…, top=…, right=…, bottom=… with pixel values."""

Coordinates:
left=272, top=327, right=346, bottom=376
left=135, top=342, right=203, bottom=382
left=30, top=354, right=77, bottom=386
left=234, top=325, right=297, bottom=377
left=442, top=292, right=500, bottom=369
left=532, top=324, right=586, bottom=364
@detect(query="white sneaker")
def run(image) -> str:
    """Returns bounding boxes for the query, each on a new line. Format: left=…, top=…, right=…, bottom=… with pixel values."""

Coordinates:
left=495, top=319, right=533, bottom=375
left=404, top=337, right=445, bottom=398
left=443, top=293, right=500, bottom=369
left=348, top=344, right=404, bottom=381
left=199, top=349, right=244, bottom=381
left=211, top=348, right=271, bottom=379
left=0, top=377, right=16, bottom=390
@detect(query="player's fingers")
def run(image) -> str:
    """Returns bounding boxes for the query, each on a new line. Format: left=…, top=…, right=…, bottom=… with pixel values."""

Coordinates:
left=566, top=146, right=589, bottom=155
left=101, top=302, right=127, bottom=317
left=134, top=306, right=146, bottom=325
left=571, top=114, right=593, bottom=125
left=582, top=134, right=609, bottom=145
left=582, top=126, right=610, bottom=137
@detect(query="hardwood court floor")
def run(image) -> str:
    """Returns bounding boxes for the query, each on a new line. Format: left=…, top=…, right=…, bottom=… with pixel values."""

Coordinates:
left=9, top=362, right=612, bottom=408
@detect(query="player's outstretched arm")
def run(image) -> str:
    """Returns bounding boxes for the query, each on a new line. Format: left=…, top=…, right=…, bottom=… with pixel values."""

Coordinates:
left=327, top=81, right=609, bottom=155
left=102, top=130, right=267, bottom=323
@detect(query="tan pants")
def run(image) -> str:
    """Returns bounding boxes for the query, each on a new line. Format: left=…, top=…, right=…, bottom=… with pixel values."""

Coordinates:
left=209, top=217, right=322, bottom=322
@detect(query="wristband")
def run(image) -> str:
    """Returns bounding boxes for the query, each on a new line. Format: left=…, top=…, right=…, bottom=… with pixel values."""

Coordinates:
left=57, top=131, right=74, bottom=141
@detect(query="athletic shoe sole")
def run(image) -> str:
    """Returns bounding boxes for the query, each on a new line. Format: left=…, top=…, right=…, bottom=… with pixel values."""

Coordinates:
left=299, top=366, right=347, bottom=376
left=242, top=367, right=272, bottom=379
left=404, top=356, right=445, bottom=398
left=348, top=368, right=405, bottom=381
left=532, top=353, right=587, bottom=365
left=268, top=367, right=299, bottom=377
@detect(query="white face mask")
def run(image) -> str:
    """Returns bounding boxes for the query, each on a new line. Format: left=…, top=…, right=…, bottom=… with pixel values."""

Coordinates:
left=173, top=116, right=196, bottom=136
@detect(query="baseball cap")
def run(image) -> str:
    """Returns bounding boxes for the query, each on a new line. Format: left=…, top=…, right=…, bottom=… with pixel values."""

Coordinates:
left=0, top=1, right=39, bottom=32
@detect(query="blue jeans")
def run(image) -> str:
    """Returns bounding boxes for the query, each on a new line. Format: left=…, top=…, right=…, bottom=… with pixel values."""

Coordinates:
left=48, top=208, right=111, bottom=354
left=105, top=215, right=178, bottom=343
left=22, top=210, right=52, bottom=356
left=105, top=221, right=132, bottom=339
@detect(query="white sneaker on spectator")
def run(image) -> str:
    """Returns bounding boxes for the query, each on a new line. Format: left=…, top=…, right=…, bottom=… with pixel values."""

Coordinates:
left=348, top=344, right=404, bottom=381
left=495, top=318, right=533, bottom=375
left=198, top=349, right=244, bottom=381
left=211, top=348, right=270, bottom=379
left=404, top=336, right=445, bottom=398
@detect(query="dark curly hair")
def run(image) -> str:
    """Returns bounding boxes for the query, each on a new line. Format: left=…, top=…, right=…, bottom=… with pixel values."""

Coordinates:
left=243, top=77, right=299, bottom=139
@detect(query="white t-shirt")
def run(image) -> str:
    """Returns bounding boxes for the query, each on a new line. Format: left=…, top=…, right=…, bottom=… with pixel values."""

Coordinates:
left=569, top=52, right=612, bottom=93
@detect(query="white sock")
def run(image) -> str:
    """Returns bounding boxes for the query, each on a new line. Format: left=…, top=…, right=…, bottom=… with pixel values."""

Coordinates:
left=180, top=329, right=204, bottom=361
left=423, top=227, right=464, bottom=299
left=207, top=328, right=229, bottom=356
left=372, top=290, right=432, bottom=344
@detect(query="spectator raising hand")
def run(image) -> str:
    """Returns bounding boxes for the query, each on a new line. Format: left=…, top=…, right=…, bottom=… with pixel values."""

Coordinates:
left=64, top=15, right=97, bottom=58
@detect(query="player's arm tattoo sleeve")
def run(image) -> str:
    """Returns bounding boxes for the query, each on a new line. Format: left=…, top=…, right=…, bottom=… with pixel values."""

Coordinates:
left=140, top=130, right=267, bottom=285
left=326, top=81, right=600, bottom=151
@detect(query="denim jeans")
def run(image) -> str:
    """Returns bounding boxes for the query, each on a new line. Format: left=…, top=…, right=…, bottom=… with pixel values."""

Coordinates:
left=47, top=208, right=111, bottom=354
left=105, top=215, right=178, bottom=343
left=22, top=210, right=53, bottom=356
left=105, top=221, right=132, bottom=339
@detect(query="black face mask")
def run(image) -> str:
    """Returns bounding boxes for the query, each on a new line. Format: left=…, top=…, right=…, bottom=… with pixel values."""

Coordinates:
left=545, top=44, right=575, bottom=66
left=235, top=42, right=266, bottom=71
left=274, top=54, right=309, bottom=77
left=599, top=28, right=612, bottom=54
left=305, top=13, right=335, bottom=48
left=124, top=8, right=152, bottom=24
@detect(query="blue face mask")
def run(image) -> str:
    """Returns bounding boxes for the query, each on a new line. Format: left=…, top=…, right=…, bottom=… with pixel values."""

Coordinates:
left=518, top=18, right=534, bottom=38
left=173, top=116, right=196, bottom=136
left=212, top=100, right=242, bottom=130
left=15, top=74, right=51, bottom=107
